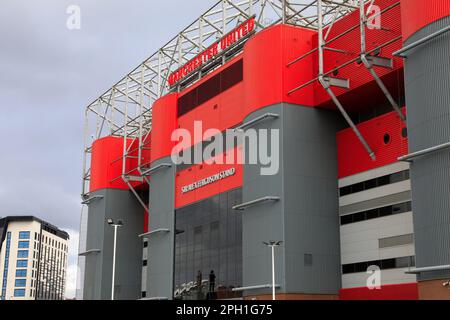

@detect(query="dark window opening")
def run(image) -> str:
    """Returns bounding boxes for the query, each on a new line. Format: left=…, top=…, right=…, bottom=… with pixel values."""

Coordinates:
left=177, top=59, right=243, bottom=117
left=339, top=170, right=410, bottom=197
left=304, top=254, right=313, bottom=266
left=342, top=256, right=415, bottom=274
left=340, top=201, right=412, bottom=226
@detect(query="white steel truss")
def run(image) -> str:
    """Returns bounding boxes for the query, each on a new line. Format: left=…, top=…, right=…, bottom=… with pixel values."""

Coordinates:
left=288, top=0, right=403, bottom=160
left=81, top=0, right=376, bottom=206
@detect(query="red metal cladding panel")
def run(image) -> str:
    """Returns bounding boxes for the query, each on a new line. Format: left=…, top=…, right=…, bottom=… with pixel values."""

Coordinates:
left=313, top=0, right=404, bottom=110
left=90, top=136, right=131, bottom=192
left=243, top=24, right=317, bottom=115
left=243, top=25, right=284, bottom=117
left=337, top=109, right=408, bottom=178
left=175, top=148, right=243, bottom=209
left=282, top=25, right=317, bottom=107
left=177, top=56, right=245, bottom=147
left=401, top=0, right=450, bottom=42
left=339, top=283, right=418, bottom=300
left=151, top=93, right=178, bottom=163
left=177, top=83, right=244, bottom=145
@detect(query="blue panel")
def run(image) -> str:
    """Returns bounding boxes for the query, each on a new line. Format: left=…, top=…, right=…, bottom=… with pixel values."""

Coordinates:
left=18, top=231, right=30, bottom=239
left=14, top=289, right=25, bottom=297
left=18, top=241, right=29, bottom=249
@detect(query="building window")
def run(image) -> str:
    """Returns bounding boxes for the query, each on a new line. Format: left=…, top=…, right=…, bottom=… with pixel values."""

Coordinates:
left=174, top=188, right=243, bottom=300
left=14, top=279, right=26, bottom=288
left=18, top=241, right=29, bottom=249
left=143, top=260, right=148, bottom=267
left=339, top=170, right=410, bottom=197
left=14, top=289, right=25, bottom=297
left=177, top=59, right=243, bottom=117
left=304, top=254, right=313, bottom=266
left=340, top=201, right=412, bottom=225
left=16, top=260, right=28, bottom=268
left=17, top=250, right=29, bottom=259
left=143, top=241, right=148, bottom=248
left=141, top=291, right=147, bottom=298
left=342, top=256, right=415, bottom=274
left=19, top=231, right=30, bottom=239
left=15, top=270, right=27, bottom=278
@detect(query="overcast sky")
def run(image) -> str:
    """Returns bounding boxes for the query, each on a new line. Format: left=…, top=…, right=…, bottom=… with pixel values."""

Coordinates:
left=0, top=0, right=215, bottom=299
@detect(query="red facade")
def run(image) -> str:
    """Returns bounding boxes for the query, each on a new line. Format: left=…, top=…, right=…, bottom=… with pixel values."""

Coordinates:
left=400, top=0, right=450, bottom=42
left=337, top=108, right=408, bottom=178
left=340, top=283, right=419, bottom=300
left=175, top=148, right=243, bottom=209
left=89, top=136, right=131, bottom=192
left=150, top=92, right=179, bottom=163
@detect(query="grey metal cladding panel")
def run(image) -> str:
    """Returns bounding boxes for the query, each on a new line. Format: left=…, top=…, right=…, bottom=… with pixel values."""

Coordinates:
left=241, top=104, right=285, bottom=295
left=241, top=178, right=285, bottom=293
left=83, top=189, right=143, bottom=300
left=149, top=157, right=176, bottom=218
left=404, top=16, right=450, bottom=280
left=339, top=190, right=412, bottom=216
left=282, top=105, right=342, bottom=294
left=283, top=106, right=341, bottom=178
left=410, top=157, right=450, bottom=268
left=285, top=253, right=341, bottom=293
left=242, top=104, right=284, bottom=187
left=242, top=104, right=342, bottom=295
left=405, top=15, right=450, bottom=152
left=103, top=189, right=144, bottom=300
left=83, top=189, right=107, bottom=300
left=147, top=156, right=176, bottom=299
left=284, top=177, right=340, bottom=255
left=379, top=234, right=414, bottom=248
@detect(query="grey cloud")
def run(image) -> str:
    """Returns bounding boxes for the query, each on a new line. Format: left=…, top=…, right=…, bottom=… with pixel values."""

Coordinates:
left=0, top=0, right=214, bottom=231
left=0, top=1, right=215, bottom=298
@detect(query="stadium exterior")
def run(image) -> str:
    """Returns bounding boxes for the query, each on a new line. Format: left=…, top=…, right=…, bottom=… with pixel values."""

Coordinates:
left=77, top=0, right=450, bottom=300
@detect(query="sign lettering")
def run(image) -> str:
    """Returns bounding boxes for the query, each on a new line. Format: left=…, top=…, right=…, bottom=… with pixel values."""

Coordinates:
left=181, top=168, right=236, bottom=194
left=168, top=17, right=255, bottom=86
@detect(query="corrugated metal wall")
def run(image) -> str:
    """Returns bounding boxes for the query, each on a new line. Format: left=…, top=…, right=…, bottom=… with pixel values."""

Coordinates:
left=404, top=15, right=450, bottom=281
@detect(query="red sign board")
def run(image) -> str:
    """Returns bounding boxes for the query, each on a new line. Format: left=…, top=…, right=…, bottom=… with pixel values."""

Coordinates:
left=168, top=17, right=256, bottom=86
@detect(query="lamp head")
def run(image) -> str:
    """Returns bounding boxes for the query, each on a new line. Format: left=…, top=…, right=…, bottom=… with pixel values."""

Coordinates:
left=263, top=240, right=283, bottom=247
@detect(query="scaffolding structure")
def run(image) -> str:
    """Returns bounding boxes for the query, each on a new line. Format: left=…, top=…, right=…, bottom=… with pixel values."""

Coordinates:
left=81, top=0, right=401, bottom=208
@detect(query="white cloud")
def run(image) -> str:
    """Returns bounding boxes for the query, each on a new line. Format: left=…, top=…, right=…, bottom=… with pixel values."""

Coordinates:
left=65, top=229, right=80, bottom=299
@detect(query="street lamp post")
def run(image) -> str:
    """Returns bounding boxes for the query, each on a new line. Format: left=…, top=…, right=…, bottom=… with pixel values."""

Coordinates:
left=107, top=218, right=123, bottom=301
left=263, top=241, right=283, bottom=300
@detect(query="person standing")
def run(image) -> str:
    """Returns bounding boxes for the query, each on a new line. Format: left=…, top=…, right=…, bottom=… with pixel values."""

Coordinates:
left=209, top=270, right=216, bottom=293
